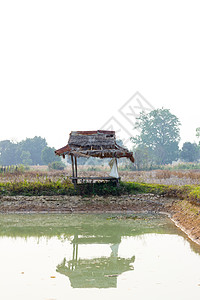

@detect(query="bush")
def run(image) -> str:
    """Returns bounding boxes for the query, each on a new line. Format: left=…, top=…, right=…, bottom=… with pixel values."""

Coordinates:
left=48, top=161, right=65, bottom=170
left=17, top=164, right=29, bottom=171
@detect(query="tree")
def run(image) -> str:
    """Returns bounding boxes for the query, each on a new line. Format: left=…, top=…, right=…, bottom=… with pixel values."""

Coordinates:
left=41, top=147, right=61, bottom=165
left=134, top=145, right=153, bottom=170
left=20, top=151, right=32, bottom=166
left=0, top=140, right=18, bottom=165
left=132, top=108, right=181, bottom=165
left=180, top=142, right=200, bottom=162
left=18, top=136, right=47, bottom=165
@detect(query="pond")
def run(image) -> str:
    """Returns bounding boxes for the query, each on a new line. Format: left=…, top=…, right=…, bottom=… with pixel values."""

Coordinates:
left=0, top=213, right=200, bottom=300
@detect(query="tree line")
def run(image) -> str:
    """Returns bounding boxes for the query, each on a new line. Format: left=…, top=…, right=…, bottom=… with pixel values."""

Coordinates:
left=0, top=136, right=61, bottom=166
left=1, top=108, right=200, bottom=169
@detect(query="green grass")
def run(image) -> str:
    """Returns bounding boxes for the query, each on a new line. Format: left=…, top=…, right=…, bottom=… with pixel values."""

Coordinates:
left=0, top=178, right=75, bottom=196
left=0, top=178, right=200, bottom=206
left=187, top=186, right=200, bottom=205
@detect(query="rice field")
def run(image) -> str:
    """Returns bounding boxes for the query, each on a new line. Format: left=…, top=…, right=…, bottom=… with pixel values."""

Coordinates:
left=1, top=165, right=200, bottom=186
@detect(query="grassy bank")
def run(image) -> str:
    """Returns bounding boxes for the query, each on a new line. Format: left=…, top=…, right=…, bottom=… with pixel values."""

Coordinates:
left=0, top=178, right=200, bottom=206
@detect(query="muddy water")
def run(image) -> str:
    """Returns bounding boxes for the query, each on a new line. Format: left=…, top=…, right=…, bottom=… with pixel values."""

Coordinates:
left=0, top=213, right=200, bottom=300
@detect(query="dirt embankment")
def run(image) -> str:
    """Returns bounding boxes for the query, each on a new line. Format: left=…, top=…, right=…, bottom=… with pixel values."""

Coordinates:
left=171, top=200, right=200, bottom=245
left=0, top=194, right=175, bottom=213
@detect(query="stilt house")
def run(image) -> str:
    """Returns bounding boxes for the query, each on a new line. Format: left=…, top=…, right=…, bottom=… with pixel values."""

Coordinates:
left=55, top=130, right=134, bottom=184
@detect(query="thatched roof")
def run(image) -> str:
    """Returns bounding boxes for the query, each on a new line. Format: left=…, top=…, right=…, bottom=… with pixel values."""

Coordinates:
left=55, top=130, right=134, bottom=163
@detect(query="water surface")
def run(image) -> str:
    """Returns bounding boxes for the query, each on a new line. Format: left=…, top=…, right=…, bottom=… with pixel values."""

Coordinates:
left=0, top=213, right=200, bottom=300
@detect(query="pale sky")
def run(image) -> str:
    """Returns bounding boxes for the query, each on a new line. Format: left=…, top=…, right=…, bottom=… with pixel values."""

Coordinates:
left=0, top=0, right=200, bottom=150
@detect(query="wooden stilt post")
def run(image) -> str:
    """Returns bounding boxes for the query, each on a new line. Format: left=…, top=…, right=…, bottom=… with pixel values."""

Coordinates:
left=73, top=243, right=75, bottom=261
left=75, top=243, right=78, bottom=261
left=116, top=157, right=120, bottom=186
left=71, top=154, right=75, bottom=184
left=75, top=156, right=78, bottom=185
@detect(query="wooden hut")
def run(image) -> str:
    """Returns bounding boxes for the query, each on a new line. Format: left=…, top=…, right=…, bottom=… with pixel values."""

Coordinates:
left=55, top=130, right=134, bottom=184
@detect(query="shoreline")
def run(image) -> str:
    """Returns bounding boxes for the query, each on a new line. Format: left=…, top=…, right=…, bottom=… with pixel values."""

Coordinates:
left=0, top=194, right=200, bottom=246
left=171, top=217, right=200, bottom=246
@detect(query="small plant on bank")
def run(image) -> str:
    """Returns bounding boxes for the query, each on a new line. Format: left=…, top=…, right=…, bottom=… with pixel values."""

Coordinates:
left=48, top=161, right=65, bottom=170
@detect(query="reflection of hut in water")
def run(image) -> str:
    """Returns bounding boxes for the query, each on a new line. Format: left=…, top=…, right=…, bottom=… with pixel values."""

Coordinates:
left=57, top=256, right=135, bottom=289
left=56, top=233, right=135, bottom=288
